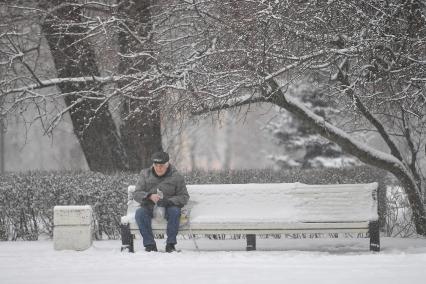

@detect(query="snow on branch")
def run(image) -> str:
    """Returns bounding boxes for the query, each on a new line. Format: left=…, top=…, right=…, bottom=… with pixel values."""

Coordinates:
left=3, top=74, right=139, bottom=95
left=191, top=94, right=266, bottom=115
left=263, top=47, right=361, bottom=82
left=43, top=1, right=118, bottom=15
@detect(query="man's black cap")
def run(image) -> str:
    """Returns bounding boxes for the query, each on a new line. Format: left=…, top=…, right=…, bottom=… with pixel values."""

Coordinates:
left=151, top=151, right=169, bottom=164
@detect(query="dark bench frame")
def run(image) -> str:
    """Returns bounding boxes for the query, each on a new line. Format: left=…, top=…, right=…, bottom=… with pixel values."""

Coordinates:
left=121, top=221, right=380, bottom=253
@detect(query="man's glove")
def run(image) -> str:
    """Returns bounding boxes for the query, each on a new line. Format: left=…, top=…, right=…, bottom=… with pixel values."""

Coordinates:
left=157, top=198, right=174, bottom=207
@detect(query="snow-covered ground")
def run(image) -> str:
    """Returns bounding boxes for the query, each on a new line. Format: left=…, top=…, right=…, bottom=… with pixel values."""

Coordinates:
left=1, top=237, right=426, bottom=284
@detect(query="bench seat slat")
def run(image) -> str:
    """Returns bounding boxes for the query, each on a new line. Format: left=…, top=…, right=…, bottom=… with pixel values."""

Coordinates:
left=128, top=221, right=370, bottom=231
left=150, top=228, right=370, bottom=235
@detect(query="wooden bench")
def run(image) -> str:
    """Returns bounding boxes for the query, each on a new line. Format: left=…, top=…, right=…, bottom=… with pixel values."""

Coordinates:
left=120, top=182, right=380, bottom=252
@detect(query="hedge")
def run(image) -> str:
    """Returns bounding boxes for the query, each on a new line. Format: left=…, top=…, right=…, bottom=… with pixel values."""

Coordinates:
left=0, top=166, right=387, bottom=241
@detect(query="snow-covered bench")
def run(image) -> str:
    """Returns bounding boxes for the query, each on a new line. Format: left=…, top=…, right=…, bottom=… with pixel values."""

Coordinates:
left=120, top=182, right=380, bottom=252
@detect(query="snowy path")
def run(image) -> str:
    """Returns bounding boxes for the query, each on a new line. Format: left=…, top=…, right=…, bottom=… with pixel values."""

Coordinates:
left=1, top=237, right=426, bottom=284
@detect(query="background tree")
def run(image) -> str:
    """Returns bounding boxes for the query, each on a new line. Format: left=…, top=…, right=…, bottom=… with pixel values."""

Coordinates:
left=1, top=1, right=164, bottom=172
left=266, top=83, right=360, bottom=169
left=40, top=0, right=129, bottom=172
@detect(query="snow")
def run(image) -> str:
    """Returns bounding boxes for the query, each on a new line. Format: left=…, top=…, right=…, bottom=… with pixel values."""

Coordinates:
left=124, top=183, right=378, bottom=231
left=188, top=183, right=377, bottom=223
left=308, top=156, right=359, bottom=168
left=264, top=47, right=359, bottom=82
left=9, top=75, right=126, bottom=94
left=1, top=237, right=426, bottom=284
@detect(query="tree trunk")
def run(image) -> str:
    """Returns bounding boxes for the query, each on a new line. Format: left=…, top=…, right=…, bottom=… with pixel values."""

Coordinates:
left=118, top=0, right=162, bottom=170
left=377, top=182, right=387, bottom=230
left=0, top=97, right=4, bottom=173
left=267, top=78, right=426, bottom=236
left=41, top=1, right=129, bottom=172
left=0, top=114, right=4, bottom=174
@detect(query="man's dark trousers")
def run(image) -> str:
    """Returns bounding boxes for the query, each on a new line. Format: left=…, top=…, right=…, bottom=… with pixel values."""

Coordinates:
left=135, top=206, right=181, bottom=247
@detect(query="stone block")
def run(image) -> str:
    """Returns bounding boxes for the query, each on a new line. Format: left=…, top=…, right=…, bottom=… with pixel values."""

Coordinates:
left=53, top=205, right=93, bottom=251
left=53, top=226, right=93, bottom=251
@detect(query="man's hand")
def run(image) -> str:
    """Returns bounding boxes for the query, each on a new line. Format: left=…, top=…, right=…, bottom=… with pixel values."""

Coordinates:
left=157, top=198, right=173, bottom=208
left=149, top=193, right=161, bottom=204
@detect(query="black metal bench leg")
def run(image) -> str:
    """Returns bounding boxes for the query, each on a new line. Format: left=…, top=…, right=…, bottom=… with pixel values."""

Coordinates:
left=121, top=223, right=134, bottom=253
left=246, top=234, right=256, bottom=251
left=369, top=221, right=380, bottom=252
left=129, top=233, right=134, bottom=253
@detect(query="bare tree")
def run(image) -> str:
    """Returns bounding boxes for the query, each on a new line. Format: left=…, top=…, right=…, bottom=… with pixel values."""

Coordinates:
left=0, top=1, right=162, bottom=172
left=39, top=0, right=129, bottom=172
left=145, top=0, right=426, bottom=234
left=0, top=1, right=131, bottom=172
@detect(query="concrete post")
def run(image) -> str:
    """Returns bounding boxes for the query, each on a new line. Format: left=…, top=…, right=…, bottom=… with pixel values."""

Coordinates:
left=53, top=205, right=93, bottom=251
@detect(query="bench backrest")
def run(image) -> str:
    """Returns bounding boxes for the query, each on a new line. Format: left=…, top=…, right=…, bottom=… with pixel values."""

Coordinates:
left=128, top=182, right=378, bottom=224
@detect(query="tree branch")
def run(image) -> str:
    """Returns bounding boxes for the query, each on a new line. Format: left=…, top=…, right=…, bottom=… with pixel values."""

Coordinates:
left=266, top=78, right=411, bottom=178
left=334, top=53, right=404, bottom=161
left=191, top=94, right=267, bottom=115
left=3, top=74, right=136, bottom=94
left=401, top=108, right=421, bottom=185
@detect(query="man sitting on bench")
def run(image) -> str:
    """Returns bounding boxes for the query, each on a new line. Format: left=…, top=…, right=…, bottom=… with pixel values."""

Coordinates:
left=133, top=151, right=190, bottom=252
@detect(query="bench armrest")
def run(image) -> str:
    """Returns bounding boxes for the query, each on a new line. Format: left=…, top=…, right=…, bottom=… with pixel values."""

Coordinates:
left=127, top=185, right=136, bottom=202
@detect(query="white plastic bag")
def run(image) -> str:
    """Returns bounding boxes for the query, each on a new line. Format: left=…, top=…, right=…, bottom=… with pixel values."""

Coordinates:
left=153, top=189, right=165, bottom=221
left=153, top=205, right=165, bottom=220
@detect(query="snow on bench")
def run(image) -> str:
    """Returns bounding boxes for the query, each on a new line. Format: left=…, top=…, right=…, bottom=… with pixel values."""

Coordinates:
left=120, top=182, right=380, bottom=252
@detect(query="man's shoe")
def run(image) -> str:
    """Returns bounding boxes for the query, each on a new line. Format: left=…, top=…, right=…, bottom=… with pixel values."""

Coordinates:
left=165, top=243, right=176, bottom=253
left=145, top=244, right=158, bottom=252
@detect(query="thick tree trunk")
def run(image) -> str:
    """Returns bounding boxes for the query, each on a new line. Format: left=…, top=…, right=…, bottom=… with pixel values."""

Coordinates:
left=267, top=78, right=426, bottom=236
left=118, top=0, right=162, bottom=170
left=0, top=111, right=4, bottom=173
left=41, top=1, right=129, bottom=172
left=120, top=99, right=162, bottom=170
left=0, top=96, right=4, bottom=173
left=377, top=182, right=387, bottom=230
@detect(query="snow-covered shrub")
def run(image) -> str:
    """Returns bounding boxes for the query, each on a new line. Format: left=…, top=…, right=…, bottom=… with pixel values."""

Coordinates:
left=0, top=166, right=386, bottom=241
left=0, top=171, right=135, bottom=240
left=384, top=186, right=416, bottom=237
